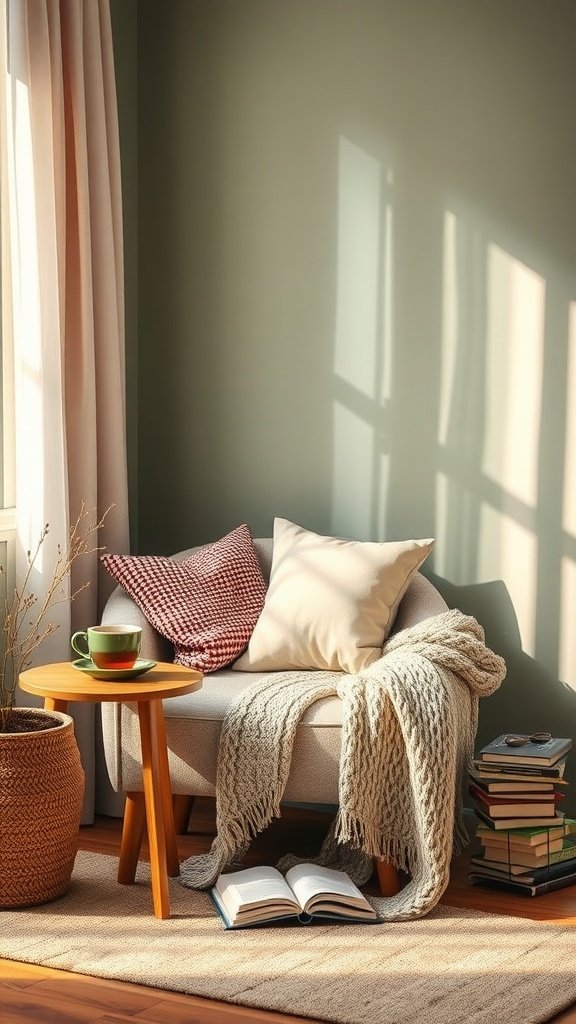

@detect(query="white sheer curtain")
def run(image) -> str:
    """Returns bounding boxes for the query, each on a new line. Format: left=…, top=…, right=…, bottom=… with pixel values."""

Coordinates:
left=1, top=0, right=129, bottom=821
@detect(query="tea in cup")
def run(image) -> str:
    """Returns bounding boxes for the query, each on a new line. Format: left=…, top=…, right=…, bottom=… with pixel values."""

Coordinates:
left=71, top=624, right=142, bottom=670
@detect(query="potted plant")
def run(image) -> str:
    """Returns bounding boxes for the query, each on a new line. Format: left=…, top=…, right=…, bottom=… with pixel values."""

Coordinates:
left=0, top=504, right=110, bottom=908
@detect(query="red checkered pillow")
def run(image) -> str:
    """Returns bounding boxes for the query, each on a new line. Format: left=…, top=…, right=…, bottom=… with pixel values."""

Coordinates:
left=100, top=524, right=267, bottom=673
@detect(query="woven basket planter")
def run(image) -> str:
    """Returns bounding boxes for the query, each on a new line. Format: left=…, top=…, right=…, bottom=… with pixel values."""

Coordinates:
left=0, top=709, right=85, bottom=909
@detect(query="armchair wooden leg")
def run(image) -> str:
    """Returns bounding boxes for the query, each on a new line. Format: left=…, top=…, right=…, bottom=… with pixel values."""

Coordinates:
left=172, top=794, right=195, bottom=835
left=374, top=858, right=401, bottom=896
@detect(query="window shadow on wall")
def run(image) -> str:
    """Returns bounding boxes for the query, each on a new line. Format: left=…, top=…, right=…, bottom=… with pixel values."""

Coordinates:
left=329, top=131, right=576, bottom=761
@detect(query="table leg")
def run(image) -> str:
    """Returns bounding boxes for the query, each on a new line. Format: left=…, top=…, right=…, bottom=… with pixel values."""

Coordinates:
left=117, top=793, right=146, bottom=884
left=152, top=703, right=180, bottom=877
left=137, top=700, right=172, bottom=919
left=44, top=697, right=69, bottom=713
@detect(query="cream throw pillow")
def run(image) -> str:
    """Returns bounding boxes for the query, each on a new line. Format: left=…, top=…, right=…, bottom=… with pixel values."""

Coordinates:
left=233, top=518, right=435, bottom=673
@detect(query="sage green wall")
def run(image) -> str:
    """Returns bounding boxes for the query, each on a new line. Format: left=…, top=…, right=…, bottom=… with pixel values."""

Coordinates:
left=118, top=2, right=576, bottom=789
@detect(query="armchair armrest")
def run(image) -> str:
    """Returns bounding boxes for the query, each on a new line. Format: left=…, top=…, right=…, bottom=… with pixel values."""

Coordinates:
left=101, top=585, right=173, bottom=663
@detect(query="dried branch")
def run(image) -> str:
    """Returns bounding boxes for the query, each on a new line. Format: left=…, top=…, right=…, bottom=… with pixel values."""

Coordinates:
left=0, top=503, right=113, bottom=731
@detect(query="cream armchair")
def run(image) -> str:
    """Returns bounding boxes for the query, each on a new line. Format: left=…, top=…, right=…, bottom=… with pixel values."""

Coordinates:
left=100, top=538, right=448, bottom=892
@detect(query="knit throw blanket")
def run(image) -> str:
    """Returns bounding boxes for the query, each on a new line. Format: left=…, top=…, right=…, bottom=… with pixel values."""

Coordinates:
left=179, top=609, right=506, bottom=920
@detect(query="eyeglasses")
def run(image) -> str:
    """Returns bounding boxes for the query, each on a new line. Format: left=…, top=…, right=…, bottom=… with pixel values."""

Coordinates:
left=504, top=731, right=552, bottom=747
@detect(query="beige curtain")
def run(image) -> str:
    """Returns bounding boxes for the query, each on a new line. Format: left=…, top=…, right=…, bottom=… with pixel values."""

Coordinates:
left=1, top=0, right=129, bottom=821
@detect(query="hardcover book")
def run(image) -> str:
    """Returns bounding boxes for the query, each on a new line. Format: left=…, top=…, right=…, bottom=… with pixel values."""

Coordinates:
left=476, top=838, right=576, bottom=869
left=475, top=820, right=576, bottom=846
left=468, top=771, right=557, bottom=793
left=468, top=865, right=576, bottom=896
left=470, top=857, right=532, bottom=877
left=474, top=807, right=565, bottom=831
left=472, top=759, right=567, bottom=779
left=210, top=863, right=378, bottom=929
left=478, top=735, right=572, bottom=767
left=469, top=781, right=563, bottom=818
left=480, top=836, right=565, bottom=858
left=471, top=853, right=576, bottom=883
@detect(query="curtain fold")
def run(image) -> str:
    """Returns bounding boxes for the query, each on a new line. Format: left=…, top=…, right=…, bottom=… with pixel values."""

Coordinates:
left=1, top=0, right=129, bottom=822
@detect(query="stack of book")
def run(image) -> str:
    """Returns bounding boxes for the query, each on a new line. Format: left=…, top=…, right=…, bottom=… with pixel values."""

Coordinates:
left=467, top=732, right=576, bottom=896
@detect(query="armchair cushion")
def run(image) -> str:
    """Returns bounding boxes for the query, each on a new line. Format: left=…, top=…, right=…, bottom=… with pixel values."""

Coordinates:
left=233, top=518, right=435, bottom=674
left=100, top=524, right=267, bottom=672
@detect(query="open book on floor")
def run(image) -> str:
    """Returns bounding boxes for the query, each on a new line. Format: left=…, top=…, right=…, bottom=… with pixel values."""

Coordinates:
left=210, top=863, right=379, bottom=929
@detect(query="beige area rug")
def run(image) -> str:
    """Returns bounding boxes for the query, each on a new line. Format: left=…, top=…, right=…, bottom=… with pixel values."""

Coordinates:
left=2, top=851, right=576, bottom=1024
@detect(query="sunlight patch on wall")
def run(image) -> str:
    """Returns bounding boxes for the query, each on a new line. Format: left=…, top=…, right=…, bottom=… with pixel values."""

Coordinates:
left=334, top=137, right=381, bottom=400
left=330, top=402, right=374, bottom=540
left=439, top=211, right=458, bottom=447
left=478, top=504, right=537, bottom=656
left=482, top=245, right=545, bottom=508
left=380, top=181, right=394, bottom=404
left=562, top=301, right=576, bottom=537
left=559, top=556, right=576, bottom=690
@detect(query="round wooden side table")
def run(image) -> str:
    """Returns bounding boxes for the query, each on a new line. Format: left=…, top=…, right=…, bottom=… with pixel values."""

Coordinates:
left=19, top=661, right=203, bottom=920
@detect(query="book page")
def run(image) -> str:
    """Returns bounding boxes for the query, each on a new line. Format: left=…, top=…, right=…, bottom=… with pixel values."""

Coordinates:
left=214, top=865, right=300, bottom=917
left=304, top=900, right=378, bottom=919
left=285, top=863, right=375, bottom=916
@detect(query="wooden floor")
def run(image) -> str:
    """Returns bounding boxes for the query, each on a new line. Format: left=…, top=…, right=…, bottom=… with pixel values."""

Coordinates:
left=2, top=799, right=576, bottom=1024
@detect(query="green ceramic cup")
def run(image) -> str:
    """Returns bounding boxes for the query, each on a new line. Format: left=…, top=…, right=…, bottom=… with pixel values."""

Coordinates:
left=71, top=624, right=142, bottom=670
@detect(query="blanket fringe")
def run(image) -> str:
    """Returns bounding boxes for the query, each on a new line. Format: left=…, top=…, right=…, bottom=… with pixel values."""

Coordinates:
left=336, top=809, right=420, bottom=875
left=451, top=813, right=470, bottom=858
left=221, top=795, right=283, bottom=849
left=180, top=794, right=286, bottom=890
